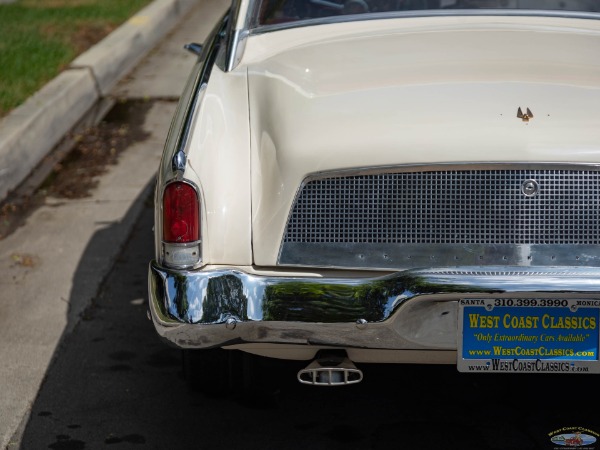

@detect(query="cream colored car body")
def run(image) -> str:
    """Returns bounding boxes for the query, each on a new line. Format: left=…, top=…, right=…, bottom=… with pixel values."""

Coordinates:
left=182, top=15, right=600, bottom=266
left=150, top=1, right=600, bottom=374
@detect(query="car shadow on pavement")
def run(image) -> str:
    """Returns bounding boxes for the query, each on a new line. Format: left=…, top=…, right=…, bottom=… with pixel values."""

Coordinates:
left=12, top=182, right=183, bottom=449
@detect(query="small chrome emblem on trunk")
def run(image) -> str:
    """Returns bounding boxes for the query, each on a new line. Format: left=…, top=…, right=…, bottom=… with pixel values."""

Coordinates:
left=522, top=179, right=539, bottom=197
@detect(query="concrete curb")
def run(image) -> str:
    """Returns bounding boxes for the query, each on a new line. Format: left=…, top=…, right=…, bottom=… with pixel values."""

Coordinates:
left=0, top=0, right=198, bottom=202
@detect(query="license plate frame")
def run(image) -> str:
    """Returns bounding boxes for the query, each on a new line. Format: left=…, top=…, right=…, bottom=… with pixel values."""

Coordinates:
left=457, top=298, right=600, bottom=373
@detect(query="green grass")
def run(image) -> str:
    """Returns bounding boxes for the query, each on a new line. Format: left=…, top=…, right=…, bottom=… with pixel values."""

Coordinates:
left=0, top=0, right=153, bottom=117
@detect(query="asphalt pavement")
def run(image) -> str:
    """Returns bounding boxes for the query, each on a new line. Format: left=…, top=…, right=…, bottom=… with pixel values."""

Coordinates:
left=0, top=0, right=228, bottom=447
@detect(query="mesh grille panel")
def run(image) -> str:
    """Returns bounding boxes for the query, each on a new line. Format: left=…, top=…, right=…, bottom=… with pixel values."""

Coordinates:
left=284, top=169, right=600, bottom=245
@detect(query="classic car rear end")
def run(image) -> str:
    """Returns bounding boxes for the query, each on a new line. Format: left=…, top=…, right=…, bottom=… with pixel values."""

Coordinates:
left=149, top=0, right=600, bottom=386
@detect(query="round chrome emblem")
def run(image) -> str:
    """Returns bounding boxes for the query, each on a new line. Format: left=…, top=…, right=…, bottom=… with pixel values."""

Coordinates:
left=521, top=179, right=539, bottom=197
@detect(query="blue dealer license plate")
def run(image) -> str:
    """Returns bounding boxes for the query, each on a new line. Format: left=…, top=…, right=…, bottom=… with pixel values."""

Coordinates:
left=457, top=299, right=600, bottom=373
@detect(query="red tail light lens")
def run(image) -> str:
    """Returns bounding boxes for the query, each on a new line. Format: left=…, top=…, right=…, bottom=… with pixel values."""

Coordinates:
left=163, top=182, right=199, bottom=243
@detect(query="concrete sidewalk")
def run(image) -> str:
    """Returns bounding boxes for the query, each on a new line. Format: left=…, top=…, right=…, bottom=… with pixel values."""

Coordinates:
left=0, top=0, right=228, bottom=448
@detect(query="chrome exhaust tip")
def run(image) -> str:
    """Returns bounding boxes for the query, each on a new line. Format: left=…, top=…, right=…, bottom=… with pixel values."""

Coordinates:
left=297, top=356, right=363, bottom=386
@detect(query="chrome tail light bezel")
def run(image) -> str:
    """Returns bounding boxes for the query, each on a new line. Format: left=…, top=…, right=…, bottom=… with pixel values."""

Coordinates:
left=160, top=179, right=203, bottom=269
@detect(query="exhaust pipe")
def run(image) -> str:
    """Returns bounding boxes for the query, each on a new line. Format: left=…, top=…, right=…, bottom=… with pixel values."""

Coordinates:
left=297, top=355, right=363, bottom=386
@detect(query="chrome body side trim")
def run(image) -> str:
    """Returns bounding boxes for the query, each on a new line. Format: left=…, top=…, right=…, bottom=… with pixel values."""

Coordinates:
left=159, top=14, right=227, bottom=184
left=279, top=243, right=600, bottom=270
left=284, top=162, right=600, bottom=182
left=218, top=0, right=248, bottom=72
left=247, top=9, right=600, bottom=35
left=148, top=262, right=600, bottom=350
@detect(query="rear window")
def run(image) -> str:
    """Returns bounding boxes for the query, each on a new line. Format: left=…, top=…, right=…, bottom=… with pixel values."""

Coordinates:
left=251, top=0, right=600, bottom=28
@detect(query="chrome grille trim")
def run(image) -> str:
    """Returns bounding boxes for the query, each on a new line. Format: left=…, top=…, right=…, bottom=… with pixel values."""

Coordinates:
left=279, top=164, right=600, bottom=269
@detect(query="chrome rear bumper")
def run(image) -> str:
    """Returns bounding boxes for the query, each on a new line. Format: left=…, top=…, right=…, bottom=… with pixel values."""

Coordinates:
left=148, top=261, right=600, bottom=351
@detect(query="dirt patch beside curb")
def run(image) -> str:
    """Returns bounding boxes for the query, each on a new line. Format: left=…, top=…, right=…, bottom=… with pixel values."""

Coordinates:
left=0, top=99, right=153, bottom=239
